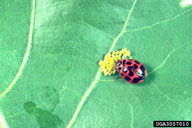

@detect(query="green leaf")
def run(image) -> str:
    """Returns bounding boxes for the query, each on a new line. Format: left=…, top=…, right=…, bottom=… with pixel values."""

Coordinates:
left=0, top=0, right=192, bottom=128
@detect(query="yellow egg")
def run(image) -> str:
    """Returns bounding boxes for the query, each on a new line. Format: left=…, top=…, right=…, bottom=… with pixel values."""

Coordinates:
left=98, top=48, right=132, bottom=75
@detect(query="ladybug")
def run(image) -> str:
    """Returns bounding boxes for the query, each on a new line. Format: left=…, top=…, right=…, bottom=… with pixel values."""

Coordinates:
left=116, top=59, right=147, bottom=84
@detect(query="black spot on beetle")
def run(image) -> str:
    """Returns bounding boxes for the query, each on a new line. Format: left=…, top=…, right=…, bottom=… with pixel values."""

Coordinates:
left=118, top=67, right=121, bottom=71
left=129, top=64, right=138, bottom=70
left=132, top=77, right=143, bottom=83
left=123, top=60, right=126, bottom=65
left=120, top=73, right=124, bottom=76
left=126, top=61, right=132, bottom=65
left=133, top=64, right=138, bottom=69
left=134, top=60, right=140, bottom=64
left=125, top=76, right=131, bottom=81
left=129, top=70, right=134, bottom=76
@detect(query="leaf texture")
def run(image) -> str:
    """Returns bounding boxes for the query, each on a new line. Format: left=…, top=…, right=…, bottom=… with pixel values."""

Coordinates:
left=0, top=0, right=192, bottom=128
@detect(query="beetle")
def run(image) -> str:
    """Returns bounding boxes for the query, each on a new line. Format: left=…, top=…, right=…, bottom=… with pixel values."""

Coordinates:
left=116, top=59, right=147, bottom=84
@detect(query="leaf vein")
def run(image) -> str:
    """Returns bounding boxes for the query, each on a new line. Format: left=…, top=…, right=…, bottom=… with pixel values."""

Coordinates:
left=0, top=0, right=36, bottom=99
left=129, top=104, right=134, bottom=128
left=35, top=0, right=72, bottom=12
left=148, top=43, right=188, bottom=75
left=125, top=8, right=192, bottom=33
left=151, top=80, right=188, bottom=110
left=66, top=0, right=137, bottom=127
left=81, top=20, right=114, bottom=40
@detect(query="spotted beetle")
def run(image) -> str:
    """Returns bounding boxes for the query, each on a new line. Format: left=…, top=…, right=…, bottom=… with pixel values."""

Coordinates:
left=116, top=59, right=147, bottom=84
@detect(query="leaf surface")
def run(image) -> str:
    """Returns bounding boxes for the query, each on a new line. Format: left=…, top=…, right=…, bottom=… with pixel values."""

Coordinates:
left=0, top=0, right=192, bottom=128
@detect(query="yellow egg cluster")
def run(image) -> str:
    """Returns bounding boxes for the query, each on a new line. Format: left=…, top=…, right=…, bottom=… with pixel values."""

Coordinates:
left=98, top=48, right=132, bottom=75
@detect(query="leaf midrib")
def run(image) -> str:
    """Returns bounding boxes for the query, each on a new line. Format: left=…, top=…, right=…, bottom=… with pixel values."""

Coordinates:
left=0, top=0, right=36, bottom=99
left=66, top=0, right=137, bottom=127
